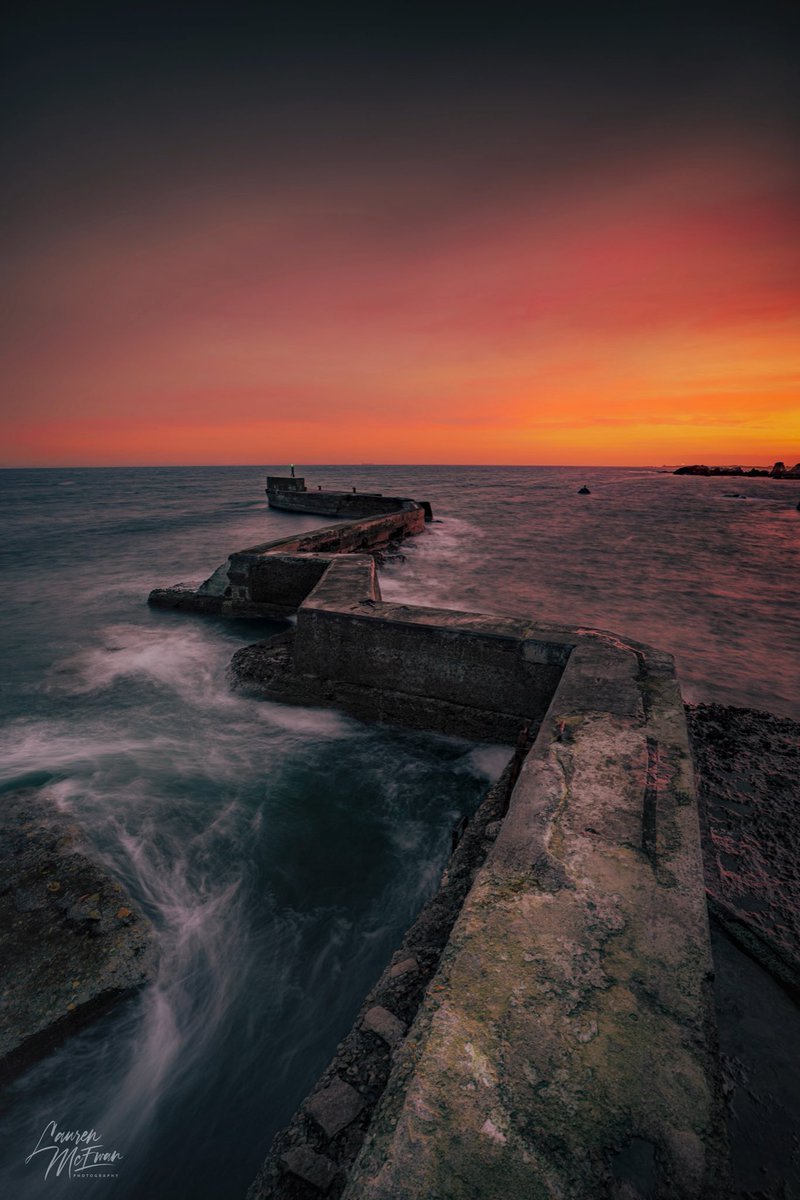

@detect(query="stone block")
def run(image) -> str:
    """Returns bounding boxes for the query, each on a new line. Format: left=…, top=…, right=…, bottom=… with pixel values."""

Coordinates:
left=280, top=1146, right=339, bottom=1192
left=388, top=957, right=418, bottom=979
left=307, top=1078, right=366, bottom=1139
left=363, top=1006, right=405, bottom=1049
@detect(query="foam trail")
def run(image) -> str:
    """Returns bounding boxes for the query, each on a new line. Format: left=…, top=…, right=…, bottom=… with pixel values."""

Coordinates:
left=102, top=848, right=244, bottom=1137
left=14, top=775, right=258, bottom=1175
left=47, top=623, right=230, bottom=703
left=379, top=516, right=486, bottom=610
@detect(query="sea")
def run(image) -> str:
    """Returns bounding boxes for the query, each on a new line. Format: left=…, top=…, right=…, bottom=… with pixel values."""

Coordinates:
left=1, top=464, right=798, bottom=1199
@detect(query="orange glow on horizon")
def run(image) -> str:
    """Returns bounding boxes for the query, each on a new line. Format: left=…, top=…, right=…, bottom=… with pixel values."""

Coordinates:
left=3, top=148, right=799, bottom=468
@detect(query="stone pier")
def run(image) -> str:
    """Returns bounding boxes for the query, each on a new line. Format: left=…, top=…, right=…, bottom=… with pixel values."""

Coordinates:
left=147, top=480, right=728, bottom=1198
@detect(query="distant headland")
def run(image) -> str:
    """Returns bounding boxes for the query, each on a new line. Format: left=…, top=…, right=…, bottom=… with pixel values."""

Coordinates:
left=674, top=460, right=800, bottom=478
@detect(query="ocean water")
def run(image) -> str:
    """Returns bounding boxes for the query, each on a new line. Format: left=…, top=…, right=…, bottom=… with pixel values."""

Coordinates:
left=0, top=464, right=798, bottom=1198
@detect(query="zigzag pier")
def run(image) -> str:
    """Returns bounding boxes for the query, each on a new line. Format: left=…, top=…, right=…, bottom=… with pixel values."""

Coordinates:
left=149, top=476, right=728, bottom=1199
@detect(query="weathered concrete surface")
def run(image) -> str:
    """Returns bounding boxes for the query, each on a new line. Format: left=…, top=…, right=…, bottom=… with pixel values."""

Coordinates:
left=0, top=790, right=157, bottom=1083
left=266, top=476, right=433, bottom=522
left=340, top=638, right=727, bottom=1200
left=268, top=491, right=427, bottom=521
left=148, top=504, right=427, bottom=618
left=234, top=595, right=568, bottom=744
left=267, top=475, right=307, bottom=493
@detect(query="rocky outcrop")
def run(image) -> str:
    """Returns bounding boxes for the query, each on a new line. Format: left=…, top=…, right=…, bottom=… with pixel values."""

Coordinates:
left=674, top=462, right=800, bottom=478
left=770, top=461, right=800, bottom=478
left=0, top=790, right=158, bottom=1083
left=687, top=704, right=800, bottom=1200
left=687, top=703, right=800, bottom=1000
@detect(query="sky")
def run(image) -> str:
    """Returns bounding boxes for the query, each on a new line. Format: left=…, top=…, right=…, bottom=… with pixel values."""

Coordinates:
left=2, top=1, right=799, bottom=467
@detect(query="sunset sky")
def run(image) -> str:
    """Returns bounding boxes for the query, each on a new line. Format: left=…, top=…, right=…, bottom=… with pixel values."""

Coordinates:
left=2, top=2, right=798, bottom=467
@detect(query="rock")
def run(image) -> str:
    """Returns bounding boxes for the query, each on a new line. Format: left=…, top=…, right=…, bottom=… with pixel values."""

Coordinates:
left=147, top=586, right=223, bottom=614
left=450, top=813, right=469, bottom=851
left=674, top=464, right=771, bottom=477
left=771, top=461, right=787, bottom=477
left=362, top=1006, right=405, bottom=1049
left=388, top=956, right=418, bottom=979
left=280, top=1146, right=339, bottom=1192
left=306, top=1078, right=366, bottom=1138
left=686, top=703, right=800, bottom=998
left=577, top=485, right=591, bottom=494
left=0, top=790, right=158, bottom=1083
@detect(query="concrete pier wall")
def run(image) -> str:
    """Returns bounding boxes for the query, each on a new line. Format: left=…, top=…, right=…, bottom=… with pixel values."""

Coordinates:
left=269, top=490, right=429, bottom=520
left=239, top=604, right=726, bottom=1197
left=148, top=501, right=426, bottom=618
left=146, top=483, right=727, bottom=1198
left=288, top=559, right=570, bottom=740
left=227, top=554, right=331, bottom=616
left=342, top=639, right=725, bottom=1200
left=266, top=475, right=307, bottom=492
left=252, top=506, right=425, bottom=555
left=266, top=475, right=433, bottom=522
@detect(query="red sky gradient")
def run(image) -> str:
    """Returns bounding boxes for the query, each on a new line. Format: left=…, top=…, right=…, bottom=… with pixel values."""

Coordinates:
left=3, top=12, right=799, bottom=468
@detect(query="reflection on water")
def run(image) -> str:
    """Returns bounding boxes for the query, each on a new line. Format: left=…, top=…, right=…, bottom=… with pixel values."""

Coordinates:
left=0, top=465, right=797, bottom=1197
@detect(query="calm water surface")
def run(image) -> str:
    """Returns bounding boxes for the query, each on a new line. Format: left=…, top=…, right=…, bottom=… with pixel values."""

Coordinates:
left=0, top=465, right=797, bottom=1198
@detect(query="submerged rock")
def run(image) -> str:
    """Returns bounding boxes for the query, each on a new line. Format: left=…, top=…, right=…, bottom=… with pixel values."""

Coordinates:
left=0, top=790, right=158, bottom=1083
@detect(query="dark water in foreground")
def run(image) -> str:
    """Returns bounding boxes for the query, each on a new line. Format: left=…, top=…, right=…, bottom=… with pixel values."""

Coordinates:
left=0, top=465, right=798, bottom=1199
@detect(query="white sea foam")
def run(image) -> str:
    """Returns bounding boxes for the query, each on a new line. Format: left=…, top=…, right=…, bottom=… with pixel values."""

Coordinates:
left=0, top=718, right=173, bottom=787
left=255, top=700, right=353, bottom=738
left=465, top=744, right=513, bottom=780
left=379, top=517, right=485, bottom=611
left=48, top=623, right=224, bottom=701
left=38, top=778, right=253, bottom=1139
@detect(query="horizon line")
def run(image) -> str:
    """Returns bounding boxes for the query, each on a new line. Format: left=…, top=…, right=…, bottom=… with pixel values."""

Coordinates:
left=0, top=461, right=791, bottom=472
